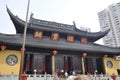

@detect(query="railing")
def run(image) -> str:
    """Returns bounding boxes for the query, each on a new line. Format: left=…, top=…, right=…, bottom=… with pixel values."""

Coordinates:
left=0, top=74, right=54, bottom=80
left=0, top=74, right=120, bottom=80
left=0, top=75, right=18, bottom=80
left=89, top=74, right=120, bottom=80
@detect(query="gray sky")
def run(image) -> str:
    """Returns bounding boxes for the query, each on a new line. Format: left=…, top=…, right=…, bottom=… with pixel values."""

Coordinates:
left=0, top=0, right=120, bottom=44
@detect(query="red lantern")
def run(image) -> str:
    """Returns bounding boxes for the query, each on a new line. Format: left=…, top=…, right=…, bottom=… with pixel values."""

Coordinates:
left=104, top=54, right=108, bottom=58
left=82, top=53, right=87, bottom=57
left=113, top=55, right=117, bottom=59
left=52, top=50, right=57, bottom=55
left=21, top=48, right=26, bottom=52
left=1, top=45, right=6, bottom=51
left=11, top=72, right=14, bottom=74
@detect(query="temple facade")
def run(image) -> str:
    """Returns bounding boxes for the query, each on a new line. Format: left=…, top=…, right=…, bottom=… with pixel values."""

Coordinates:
left=0, top=7, right=120, bottom=75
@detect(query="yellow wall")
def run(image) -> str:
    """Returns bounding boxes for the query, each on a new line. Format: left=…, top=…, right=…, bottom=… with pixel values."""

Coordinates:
left=0, top=50, right=21, bottom=74
left=103, top=57, right=120, bottom=75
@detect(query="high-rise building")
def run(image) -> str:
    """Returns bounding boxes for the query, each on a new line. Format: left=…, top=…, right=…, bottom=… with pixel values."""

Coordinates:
left=98, top=2, right=120, bottom=47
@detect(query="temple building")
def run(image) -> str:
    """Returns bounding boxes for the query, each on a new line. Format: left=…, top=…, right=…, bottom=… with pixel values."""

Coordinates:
left=0, top=7, right=120, bottom=75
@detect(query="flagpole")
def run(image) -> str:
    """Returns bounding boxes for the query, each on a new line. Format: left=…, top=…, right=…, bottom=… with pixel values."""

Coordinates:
left=19, top=0, right=30, bottom=80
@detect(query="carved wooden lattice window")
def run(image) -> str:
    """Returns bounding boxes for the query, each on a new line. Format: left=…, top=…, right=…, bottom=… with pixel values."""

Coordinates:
left=67, top=35, right=74, bottom=43
left=80, top=37, right=88, bottom=44
left=33, top=54, right=44, bottom=73
left=55, top=55, right=64, bottom=72
left=51, top=32, right=59, bottom=41
left=73, top=56, right=82, bottom=74
left=34, top=31, right=43, bottom=39
left=25, top=54, right=30, bottom=72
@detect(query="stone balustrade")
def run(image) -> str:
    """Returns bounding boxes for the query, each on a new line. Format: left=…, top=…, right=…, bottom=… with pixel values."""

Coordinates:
left=0, top=74, right=120, bottom=80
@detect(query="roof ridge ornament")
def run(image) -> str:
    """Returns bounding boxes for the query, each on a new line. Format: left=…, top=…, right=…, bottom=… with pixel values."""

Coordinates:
left=30, top=13, right=34, bottom=18
left=73, top=21, right=76, bottom=27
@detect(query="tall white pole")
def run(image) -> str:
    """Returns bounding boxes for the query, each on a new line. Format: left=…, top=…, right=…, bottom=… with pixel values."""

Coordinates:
left=19, top=0, right=30, bottom=80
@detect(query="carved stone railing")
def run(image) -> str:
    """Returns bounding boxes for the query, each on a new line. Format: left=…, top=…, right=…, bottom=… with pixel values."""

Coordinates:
left=0, top=74, right=54, bottom=80
left=0, top=74, right=120, bottom=80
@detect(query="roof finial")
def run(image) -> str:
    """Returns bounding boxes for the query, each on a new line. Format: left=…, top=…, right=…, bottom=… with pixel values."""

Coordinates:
left=30, top=12, right=34, bottom=18
left=73, top=21, right=76, bottom=27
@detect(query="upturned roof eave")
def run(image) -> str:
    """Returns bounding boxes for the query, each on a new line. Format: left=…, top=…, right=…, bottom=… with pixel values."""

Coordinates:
left=0, top=33, right=120, bottom=54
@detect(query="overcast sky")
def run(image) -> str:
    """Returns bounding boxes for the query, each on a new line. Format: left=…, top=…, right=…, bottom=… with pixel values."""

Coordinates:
left=0, top=0, right=120, bottom=44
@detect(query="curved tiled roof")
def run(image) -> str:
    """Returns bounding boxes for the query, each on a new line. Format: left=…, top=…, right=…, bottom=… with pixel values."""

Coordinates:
left=7, top=7, right=110, bottom=42
left=0, top=33, right=120, bottom=54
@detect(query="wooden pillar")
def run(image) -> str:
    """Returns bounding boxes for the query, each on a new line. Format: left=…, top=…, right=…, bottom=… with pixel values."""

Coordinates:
left=52, top=55, right=55, bottom=75
left=81, top=57, right=85, bottom=74
left=52, top=50, right=57, bottom=75
left=82, top=53, right=87, bottom=74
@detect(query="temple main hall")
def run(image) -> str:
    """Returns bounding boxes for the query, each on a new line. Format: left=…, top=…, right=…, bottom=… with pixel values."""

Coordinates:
left=0, top=7, right=120, bottom=75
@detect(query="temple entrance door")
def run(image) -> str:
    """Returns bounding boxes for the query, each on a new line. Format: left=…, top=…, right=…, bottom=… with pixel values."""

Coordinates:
left=68, top=57, right=73, bottom=74
left=84, top=57, right=104, bottom=74
left=32, top=54, right=44, bottom=74
left=96, top=58, right=104, bottom=74
left=84, top=58, right=94, bottom=74
left=45, top=55, right=52, bottom=74
left=64, top=56, right=73, bottom=74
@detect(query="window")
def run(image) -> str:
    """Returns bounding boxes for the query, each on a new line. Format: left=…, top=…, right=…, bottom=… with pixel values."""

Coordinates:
left=6, top=54, right=18, bottom=66
left=106, top=60, right=113, bottom=68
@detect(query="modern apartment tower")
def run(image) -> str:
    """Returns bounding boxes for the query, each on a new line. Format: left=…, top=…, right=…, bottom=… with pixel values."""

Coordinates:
left=98, top=2, right=120, bottom=47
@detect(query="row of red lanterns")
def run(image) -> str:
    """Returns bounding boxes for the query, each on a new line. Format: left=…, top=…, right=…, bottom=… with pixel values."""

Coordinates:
left=52, top=51, right=88, bottom=57
left=0, top=46, right=58, bottom=55
left=0, top=46, right=118, bottom=59
left=0, top=45, right=26, bottom=52
left=80, top=53, right=118, bottom=59
left=103, top=54, right=117, bottom=59
left=0, top=46, right=87, bottom=57
left=52, top=50, right=88, bottom=57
